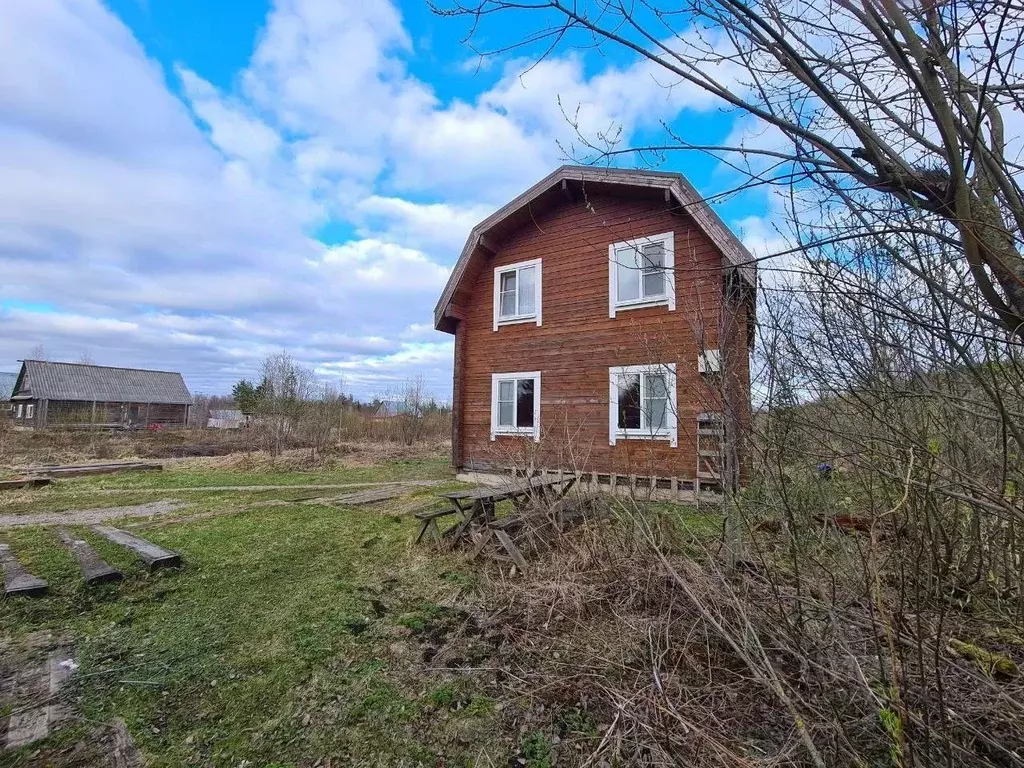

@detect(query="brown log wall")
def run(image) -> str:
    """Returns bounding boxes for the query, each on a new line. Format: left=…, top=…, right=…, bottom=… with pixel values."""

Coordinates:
left=453, top=191, right=750, bottom=482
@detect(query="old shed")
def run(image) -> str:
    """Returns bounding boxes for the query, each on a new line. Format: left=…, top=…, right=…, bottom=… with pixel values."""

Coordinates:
left=10, top=360, right=192, bottom=429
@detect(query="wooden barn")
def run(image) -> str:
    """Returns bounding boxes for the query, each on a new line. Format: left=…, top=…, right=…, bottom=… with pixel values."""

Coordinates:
left=434, top=165, right=756, bottom=500
left=9, top=360, right=192, bottom=429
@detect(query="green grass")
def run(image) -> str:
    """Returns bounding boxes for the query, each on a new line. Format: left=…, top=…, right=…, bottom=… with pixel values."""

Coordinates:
left=67, top=455, right=454, bottom=490
left=0, top=457, right=457, bottom=519
left=0, top=460, right=510, bottom=767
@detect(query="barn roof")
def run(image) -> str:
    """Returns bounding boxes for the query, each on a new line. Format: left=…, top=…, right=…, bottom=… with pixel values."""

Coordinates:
left=12, top=360, right=192, bottom=405
left=433, top=165, right=757, bottom=333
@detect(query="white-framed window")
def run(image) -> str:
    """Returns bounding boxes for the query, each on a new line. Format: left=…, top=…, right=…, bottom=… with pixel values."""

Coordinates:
left=608, top=364, right=678, bottom=446
left=608, top=232, right=675, bottom=317
left=15, top=404, right=24, bottom=419
left=25, top=404, right=34, bottom=419
left=490, top=371, right=541, bottom=441
left=698, top=348, right=721, bottom=373
left=493, top=258, right=542, bottom=331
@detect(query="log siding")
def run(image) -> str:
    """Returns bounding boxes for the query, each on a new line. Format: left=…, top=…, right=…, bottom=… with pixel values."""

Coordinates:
left=447, top=190, right=750, bottom=487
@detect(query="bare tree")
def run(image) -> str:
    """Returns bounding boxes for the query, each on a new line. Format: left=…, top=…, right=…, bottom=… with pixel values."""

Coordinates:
left=423, top=5, right=1024, bottom=764
left=436, top=0, right=1024, bottom=338
left=255, top=351, right=317, bottom=458
left=299, top=379, right=349, bottom=461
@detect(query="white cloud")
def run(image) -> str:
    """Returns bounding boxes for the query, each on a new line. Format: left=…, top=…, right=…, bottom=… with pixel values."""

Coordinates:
left=354, top=196, right=491, bottom=256
left=319, top=239, right=451, bottom=291
left=0, top=0, right=755, bottom=399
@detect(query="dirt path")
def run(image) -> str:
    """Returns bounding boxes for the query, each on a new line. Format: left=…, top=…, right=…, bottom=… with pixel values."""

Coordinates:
left=84, top=480, right=442, bottom=493
left=0, top=501, right=185, bottom=528
left=0, top=481, right=445, bottom=528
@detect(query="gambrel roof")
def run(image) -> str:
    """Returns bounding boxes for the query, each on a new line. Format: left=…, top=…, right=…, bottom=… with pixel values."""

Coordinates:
left=433, top=165, right=757, bottom=333
left=12, top=360, right=192, bottom=404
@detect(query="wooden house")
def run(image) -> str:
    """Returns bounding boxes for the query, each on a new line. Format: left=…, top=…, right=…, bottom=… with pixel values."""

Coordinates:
left=9, top=360, right=192, bottom=429
left=434, top=166, right=756, bottom=499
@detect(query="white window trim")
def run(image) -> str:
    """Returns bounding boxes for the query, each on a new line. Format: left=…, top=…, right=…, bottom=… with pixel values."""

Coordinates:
left=490, top=371, right=541, bottom=442
left=493, top=258, right=543, bottom=331
left=608, top=231, right=675, bottom=317
left=15, top=404, right=24, bottom=419
left=698, top=348, right=722, bottom=373
left=25, top=404, right=34, bottom=419
left=608, top=363, right=678, bottom=447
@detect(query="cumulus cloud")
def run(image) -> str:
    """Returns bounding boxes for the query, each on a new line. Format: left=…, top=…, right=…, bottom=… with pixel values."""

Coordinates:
left=0, top=0, right=754, bottom=398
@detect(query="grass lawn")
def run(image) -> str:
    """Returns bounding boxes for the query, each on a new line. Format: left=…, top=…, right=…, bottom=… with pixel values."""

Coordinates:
left=1, top=458, right=509, bottom=767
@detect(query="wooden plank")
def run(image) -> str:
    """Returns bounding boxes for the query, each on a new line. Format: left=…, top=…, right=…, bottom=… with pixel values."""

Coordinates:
left=56, top=528, right=123, bottom=584
left=0, top=477, right=52, bottom=491
left=414, top=518, right=439, bottom=545
left=470, top=528, right=494, bottom=558
left=415, top=507, right=458, bottom=521
left=90, top=526, right=181, bottom=570
left=492, top=529, right=528, bottom=572
left=438, top=477, right=569, bottom=502
left=19, top=462, right=162, bottom=479
left=324, top=485, right=415, bottom=506
left=0, top=543, right=49, bottom=597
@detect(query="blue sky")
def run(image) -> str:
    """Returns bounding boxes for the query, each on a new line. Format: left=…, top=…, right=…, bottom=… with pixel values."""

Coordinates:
left=0, top=0, right=775, bottom=399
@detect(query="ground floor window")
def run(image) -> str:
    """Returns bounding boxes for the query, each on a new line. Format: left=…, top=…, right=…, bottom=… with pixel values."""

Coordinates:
left=25, top=404, right=34, bottom=419
left=609, top=364, right=678, bottom=446
left=15, top=404, right=23, bottom=418
left=490, top=371, right=541, bottom=441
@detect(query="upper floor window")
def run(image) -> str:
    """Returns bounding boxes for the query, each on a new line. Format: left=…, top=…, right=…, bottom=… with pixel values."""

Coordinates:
left=493, top=258, right=542, bottom=331
left=608, top=364, right=678, bottom=447
left=491, top=371, right=541, bottom=441
left=608, top=232, right=675, bottom=317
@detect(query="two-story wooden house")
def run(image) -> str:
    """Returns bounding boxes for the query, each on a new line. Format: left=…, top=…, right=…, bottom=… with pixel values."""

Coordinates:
left=434, top=166, right=756, bottom=499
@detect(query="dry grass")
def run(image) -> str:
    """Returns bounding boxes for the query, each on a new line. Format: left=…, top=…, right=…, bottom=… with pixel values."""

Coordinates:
left=444, top=496, right=1024, bottom=767
left=0, top=425, right=451, bottom=475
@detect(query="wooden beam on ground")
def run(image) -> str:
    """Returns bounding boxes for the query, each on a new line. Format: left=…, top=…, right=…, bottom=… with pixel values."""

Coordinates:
left=90, top=526, right=181, bottom=571
left=56, top=528, right=123, bottom=585
left=492, top=529, right=528, bottom=572
left=0, top=543, right=49, bottom=597
left=319, top=485, right=416, bottom=506
left=0, top=477, right=52, bottom=491
left=18, top=462, right=163, bottom=479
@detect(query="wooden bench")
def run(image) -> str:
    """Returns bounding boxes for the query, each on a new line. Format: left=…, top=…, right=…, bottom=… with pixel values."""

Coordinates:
left=413, top=506, right=459, bottom=544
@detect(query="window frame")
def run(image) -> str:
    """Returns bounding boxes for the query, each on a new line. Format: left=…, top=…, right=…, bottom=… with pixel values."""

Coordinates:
left=15, top=403, right=24, bottom=419
left=25, top=404, right=34, bottom=419
left=490, top=371, right=541, bottom=441
left=608, top=364, right=678, bottom=446
left=608, top=232, right=675, bottom=317
left=493, top=258, right=543, bottom=331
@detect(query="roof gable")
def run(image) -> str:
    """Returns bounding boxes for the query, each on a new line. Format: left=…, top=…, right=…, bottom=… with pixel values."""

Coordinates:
left=14, top=361, right=193, bottom=405
left=433, top=165, right=756, bottom=332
